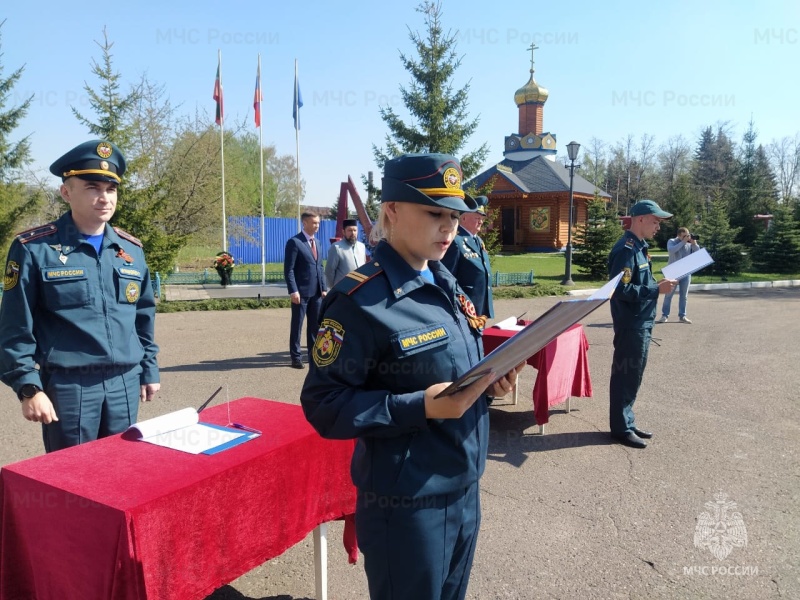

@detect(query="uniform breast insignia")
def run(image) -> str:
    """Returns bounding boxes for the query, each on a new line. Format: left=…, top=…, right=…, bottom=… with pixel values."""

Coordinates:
left=460, top=240, right=478, bottom=259
left=3, top=261, right=20, bottom=291
left=125, top=281, right=141, bottom=303
left=313, top=319, right=344, bottom=367
left=116, top=248, right=134, bottom=264
left=42, top=267, right=86, bottom=281
left=622, top=267, right=632, bottom=284
left=17, top=224, right=57, bottom=244
left=113, top=227, right=143, bottom=248
left=457, top=294, right=487, bottom=331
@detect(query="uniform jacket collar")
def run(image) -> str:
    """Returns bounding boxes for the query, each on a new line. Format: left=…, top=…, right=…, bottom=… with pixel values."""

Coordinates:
left=625, top=229, right=648, bottom=251
left=373, top=241, right=459, bottom=301
left=54, top=212, right=124, bottom=254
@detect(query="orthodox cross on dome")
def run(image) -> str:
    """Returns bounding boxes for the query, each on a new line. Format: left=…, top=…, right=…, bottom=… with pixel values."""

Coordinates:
left=527, top=42, right=539, bottom=74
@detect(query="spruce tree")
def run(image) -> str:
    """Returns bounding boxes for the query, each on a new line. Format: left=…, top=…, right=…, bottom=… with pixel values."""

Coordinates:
left=750, top=204, right=800, bottom=273
left=695, top=191, right=749, bottom=278
left=373, top=0, right=488, bottom=178
left=573, top=194, right=623, bottom=279
left=655, top=173, right=697, bottom=248
left=0, top=20, right=40, bottom=253
left=731, top=121, right=779, bottom=246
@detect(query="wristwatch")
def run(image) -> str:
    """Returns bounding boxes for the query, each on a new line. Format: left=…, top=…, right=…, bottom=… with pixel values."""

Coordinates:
left=17, top=384, right=42, bottom=402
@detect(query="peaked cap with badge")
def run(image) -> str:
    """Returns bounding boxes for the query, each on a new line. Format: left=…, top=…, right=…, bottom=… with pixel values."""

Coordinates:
left=381, top=153, right=478, bottom=213
left=0, top=139, right=159, bottom=454
left=473, top=195, right=489, bottom=216
left=49, top=140, right=126, bottom=184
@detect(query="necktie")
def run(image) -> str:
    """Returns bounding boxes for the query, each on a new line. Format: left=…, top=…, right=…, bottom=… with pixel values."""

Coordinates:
left=310, top=238, right=317, bottom=261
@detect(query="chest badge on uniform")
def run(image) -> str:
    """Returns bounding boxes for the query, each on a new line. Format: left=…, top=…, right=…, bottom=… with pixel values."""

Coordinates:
left=117, top=248, right=134, bottom=264
left=457, top=294, right=487, bottom=331
left=622, top=267, right=632, bottom=284
left=3, top=261, right=20, bottom=291
left=313, top=319, right=345, bottom=367
left=125, top=281, right=140, bottom=303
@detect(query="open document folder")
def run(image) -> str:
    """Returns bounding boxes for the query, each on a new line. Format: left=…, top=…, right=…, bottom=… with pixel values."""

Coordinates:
left=661, top=248, right=715, bottom=280
left=125, top=407, right=260, bottom=455
left=435, top=272, right=623, bottom=398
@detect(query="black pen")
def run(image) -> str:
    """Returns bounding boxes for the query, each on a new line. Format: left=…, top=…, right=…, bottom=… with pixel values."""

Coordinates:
left=232, top=423, right=261, bottom=435
left=197, top=386, right=223, bottom=413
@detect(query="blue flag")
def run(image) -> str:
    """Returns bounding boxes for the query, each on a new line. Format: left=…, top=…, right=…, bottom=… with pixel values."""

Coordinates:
left=293, top=73, right=303, bottom=130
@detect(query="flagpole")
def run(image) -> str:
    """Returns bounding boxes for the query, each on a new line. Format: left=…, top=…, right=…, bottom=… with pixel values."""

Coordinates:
left=218, top=49, right=227, bottom=252
left=294, top=58, right=301, bottom=233
left=257, top=54, right=266, bottom=286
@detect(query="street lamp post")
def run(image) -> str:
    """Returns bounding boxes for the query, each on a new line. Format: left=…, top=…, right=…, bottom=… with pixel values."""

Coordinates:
left=561, top=141, right=581, bottom=286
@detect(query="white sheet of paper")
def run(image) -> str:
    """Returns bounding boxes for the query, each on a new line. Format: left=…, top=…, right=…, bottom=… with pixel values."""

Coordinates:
left=143, top=423, right=244, bottom=455
left=128, top=407, right=198, bottom=438
left=661, top=248, right=714, bottom=280
left=491, top=316, right=525, bottom=331
left=126, top=407, right=245, bottom=454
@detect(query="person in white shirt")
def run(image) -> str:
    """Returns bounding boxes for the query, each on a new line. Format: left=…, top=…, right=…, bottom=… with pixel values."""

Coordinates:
left=324, top=219, right=367, bottom=288
left=658, top=227, right=700, bottom=324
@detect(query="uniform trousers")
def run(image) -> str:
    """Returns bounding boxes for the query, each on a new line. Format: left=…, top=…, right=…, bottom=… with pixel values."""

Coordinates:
left=289, top=293, right=322, bottom=362
left=609, top=327, right=652, bottom=434
left=356, top=481, right=481, bottom=600
left=40, top=365, right=142, bottom=453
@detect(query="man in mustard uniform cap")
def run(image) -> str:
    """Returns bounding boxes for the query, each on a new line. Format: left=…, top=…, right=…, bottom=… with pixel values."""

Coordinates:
left=0, top=140, right=160, bottom=453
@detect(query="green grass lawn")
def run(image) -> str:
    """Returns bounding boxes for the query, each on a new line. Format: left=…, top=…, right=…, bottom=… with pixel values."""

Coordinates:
left=175, top=245, right=800, bottom=290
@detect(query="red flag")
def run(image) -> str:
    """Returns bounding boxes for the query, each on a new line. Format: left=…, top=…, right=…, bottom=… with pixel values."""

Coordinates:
left=213, top=62, right=224, bottom=126
left=254, top=65, right=262, bottom=128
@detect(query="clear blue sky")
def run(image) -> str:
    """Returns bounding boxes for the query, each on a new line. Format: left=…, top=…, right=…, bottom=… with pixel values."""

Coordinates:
left=4, top=0, right=798, bottom=208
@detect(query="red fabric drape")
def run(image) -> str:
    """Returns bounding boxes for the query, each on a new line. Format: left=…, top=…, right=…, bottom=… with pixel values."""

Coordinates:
left=482, top=323, right=593, bottom=425
left=0, top=398, right=356, bottom=600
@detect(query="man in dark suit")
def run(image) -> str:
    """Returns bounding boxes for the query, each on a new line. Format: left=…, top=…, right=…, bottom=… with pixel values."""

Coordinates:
left=284, top=212, right=327, bottom=369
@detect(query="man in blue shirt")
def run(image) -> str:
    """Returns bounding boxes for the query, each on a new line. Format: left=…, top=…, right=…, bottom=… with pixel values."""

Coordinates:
left=0, top=140, right=160, bottom=453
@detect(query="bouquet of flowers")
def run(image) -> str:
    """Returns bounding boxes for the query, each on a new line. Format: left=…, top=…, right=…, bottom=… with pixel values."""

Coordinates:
left=213, top=252, right=235, bottom=286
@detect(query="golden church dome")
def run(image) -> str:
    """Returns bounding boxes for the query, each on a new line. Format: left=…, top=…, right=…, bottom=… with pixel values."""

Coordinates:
left=514, top=73, right=549, bottom=105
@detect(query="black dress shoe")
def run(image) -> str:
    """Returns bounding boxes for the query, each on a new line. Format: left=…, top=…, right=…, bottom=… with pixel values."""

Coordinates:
left=290, top=360, right=305, bottom=369
left=632, top=427, right=653, bottom=439
left=611, top=432, right=648, bottom=449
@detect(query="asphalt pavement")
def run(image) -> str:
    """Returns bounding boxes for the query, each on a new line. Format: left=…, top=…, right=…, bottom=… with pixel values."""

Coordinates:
left=0, top=287, right=797, bottom=599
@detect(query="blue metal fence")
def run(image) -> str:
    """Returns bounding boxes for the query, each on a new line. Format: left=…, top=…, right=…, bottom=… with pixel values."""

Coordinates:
left=227, top=216, right=340, bottom=264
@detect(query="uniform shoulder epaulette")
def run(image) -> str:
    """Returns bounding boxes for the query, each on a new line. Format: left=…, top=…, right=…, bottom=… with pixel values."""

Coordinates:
left=337, top=261, right=384, bottom=296
left=624, top=238, right=636, bottom=250
left=16, top=223, right=57, bottom=244
left=113, top=227, right=143, bottom=247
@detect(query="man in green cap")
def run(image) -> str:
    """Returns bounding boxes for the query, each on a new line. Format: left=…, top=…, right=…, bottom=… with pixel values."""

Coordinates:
left=608, top=199, right=677, bottom=449
left=0, top=140, right=160, bottom=453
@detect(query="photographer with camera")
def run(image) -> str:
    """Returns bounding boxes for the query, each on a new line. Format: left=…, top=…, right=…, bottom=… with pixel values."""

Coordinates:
left=657, top=227, right=700, bottom=324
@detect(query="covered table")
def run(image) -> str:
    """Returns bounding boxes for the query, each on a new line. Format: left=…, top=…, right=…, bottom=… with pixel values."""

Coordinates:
left=482, top=323, right=593, bottom=432
left=0, top=397, right=356, bottom=600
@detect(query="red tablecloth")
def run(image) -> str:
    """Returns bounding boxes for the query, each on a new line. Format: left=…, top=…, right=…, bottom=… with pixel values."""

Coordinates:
left=482, top=323, right=593, bottom=425
left=0, top=398, right=357, bottom=600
